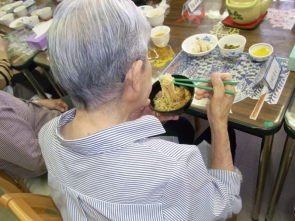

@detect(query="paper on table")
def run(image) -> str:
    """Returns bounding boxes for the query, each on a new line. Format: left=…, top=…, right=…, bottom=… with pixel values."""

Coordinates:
left=32, top=19, right=52, bottom=39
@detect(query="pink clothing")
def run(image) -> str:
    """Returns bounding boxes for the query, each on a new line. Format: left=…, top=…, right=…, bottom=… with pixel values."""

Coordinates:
left=0, top=91, right=60, bottom=179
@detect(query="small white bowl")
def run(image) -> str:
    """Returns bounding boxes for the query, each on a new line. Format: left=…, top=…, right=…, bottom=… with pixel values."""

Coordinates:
left=1, top=3, right=14, bottom=13
left=13, top=5, right=27, bottom=17
left=31, top=9, right=41, bottom=16
left=181, top=33, right=218, bottom=56
left=0, top=11, right=7, bottom=21
left=23, top=15, right=39, bottom=28
left=0, top=13, right=14, bottom=26
left=37, top=7, right=52, bottom=20
left=138, top=5, right=153, bottom=16
left=249, top=43, right=273, bottom=62
left=12, top=1, right=23, bottom=9
left=9, top=16, right=28, bottom=29
left=218, top=34, right=246, bottom=58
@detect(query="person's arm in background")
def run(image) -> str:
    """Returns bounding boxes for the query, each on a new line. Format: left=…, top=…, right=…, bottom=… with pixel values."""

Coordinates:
left=0, top=35, right=14, bottom=90
left=31, top=98, right=68, bottom=113
left=0, top=92, right=68, bottom=178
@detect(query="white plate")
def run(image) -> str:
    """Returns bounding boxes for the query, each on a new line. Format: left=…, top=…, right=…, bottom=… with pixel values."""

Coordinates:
left=181, top=33, right=218, bottom=57
left=9, top=16, right=28, bottom=29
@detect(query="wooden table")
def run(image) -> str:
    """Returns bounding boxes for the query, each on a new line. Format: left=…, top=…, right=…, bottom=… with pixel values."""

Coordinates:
left=0, top=0, right=59, bottom=98
left=265, top=92, right=295, bottom=221
left=33, top=0, right=295, bottom=219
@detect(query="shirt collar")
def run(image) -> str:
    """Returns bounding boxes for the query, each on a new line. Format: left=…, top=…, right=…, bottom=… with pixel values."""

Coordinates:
left=55, top=109, right=165, bottom=155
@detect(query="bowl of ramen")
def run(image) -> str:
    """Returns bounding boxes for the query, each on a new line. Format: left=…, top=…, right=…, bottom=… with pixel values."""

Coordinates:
left=149, top=74, right=194, bottom=116
left=218, top=34, right=246, bottom=58
left=181, top=33, right=218, bottom=57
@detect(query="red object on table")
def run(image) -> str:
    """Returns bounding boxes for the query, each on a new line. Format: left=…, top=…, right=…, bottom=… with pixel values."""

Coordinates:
left=222, top=11, right=268, bottom=30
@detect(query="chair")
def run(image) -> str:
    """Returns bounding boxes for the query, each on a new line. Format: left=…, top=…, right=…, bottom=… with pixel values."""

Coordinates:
left=0, top=193, right=62, bottom=221
left=0, top=170, right=28, bottom=194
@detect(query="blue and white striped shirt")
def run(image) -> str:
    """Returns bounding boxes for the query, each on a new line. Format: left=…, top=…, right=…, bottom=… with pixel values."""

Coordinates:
left=39, top=109, right=242, bottom=221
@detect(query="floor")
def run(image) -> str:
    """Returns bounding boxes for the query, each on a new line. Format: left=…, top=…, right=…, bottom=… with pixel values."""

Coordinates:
left=191, top=116, right=295, bottom=221
left=0, top=116, right=294, bottom=221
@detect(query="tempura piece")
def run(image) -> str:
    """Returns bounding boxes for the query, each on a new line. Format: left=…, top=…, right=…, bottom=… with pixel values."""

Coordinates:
left=191, top=39, right=211, bottom=53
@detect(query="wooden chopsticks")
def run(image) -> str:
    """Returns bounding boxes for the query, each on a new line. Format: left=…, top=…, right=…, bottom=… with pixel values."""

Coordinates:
left=173, top=78, right=238, bottom=95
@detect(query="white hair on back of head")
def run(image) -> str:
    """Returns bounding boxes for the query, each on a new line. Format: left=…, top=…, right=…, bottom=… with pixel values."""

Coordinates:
left=48, top=0, right=151, bottom=110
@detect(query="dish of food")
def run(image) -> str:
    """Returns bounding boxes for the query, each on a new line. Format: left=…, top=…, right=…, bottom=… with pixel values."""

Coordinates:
left=9, top=16, right=28, bottom=29
left=149, top=74, right=194, bottom=116
left=153, top=74, right=191, bottom=111
left=191, top=39, right=211, bottom=53
left=223, top=44, right=240, bottom=49
left=181, top=34, right=218, bottom=57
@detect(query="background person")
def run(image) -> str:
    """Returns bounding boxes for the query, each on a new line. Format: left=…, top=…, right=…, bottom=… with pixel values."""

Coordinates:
left=0, top=35, right=56, bottom=100
left=39, top=0, right=242, bottom=220
left=0, top=91, right=68, bottom=195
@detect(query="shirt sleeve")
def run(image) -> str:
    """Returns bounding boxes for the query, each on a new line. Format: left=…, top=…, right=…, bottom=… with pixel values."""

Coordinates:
left=0, top=50, right=14, bottom=90
left=162, top=146, right=242, bottom=221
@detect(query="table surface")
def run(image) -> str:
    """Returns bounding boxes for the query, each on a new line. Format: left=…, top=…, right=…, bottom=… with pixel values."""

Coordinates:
left=156, top=0, right=295, bottom=136
left=33, top=0, right=295, bottom=136
left=0, top=0, right=58, bottom=70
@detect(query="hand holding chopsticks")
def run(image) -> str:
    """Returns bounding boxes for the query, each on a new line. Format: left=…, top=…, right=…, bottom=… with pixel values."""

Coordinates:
left=173, top=78, right=237, bottom=95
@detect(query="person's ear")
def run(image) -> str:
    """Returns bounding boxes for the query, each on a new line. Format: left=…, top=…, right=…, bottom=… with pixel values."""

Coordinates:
left=124, top=60, right=143, bottom=93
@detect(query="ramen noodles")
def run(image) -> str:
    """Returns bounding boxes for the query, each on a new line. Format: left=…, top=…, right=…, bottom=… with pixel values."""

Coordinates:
left=154, top=74, right=191, bottom=111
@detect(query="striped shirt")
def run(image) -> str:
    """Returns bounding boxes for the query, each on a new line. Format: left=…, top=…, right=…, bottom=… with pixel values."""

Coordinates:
left=0, top=50, right=18, bottom=90
left=39, top=109, right=242, bottom=221
left=0, top=91, right=60, bottom=179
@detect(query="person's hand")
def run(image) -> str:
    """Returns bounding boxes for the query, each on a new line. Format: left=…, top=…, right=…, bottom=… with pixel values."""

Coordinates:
left=195, top=72, right=235, bottom=127
left=0, top=35, right=10, bottom=52
left=128, top=99, right=179, bottom=122
left=37, top=99, right=68, bottom=112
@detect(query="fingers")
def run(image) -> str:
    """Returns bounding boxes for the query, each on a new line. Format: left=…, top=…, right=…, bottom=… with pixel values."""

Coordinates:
left=155, top=111, right=179, bottom=121
left=57, top=100, right=68, bottom=112
left=210, top=73, right=225, bottom=98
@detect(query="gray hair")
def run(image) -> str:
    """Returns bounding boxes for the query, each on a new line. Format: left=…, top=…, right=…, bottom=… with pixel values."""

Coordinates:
left=48, top=0, right=151, bottom=110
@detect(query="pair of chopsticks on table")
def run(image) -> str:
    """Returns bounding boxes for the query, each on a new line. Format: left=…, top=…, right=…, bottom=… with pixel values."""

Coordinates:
left=173, top=78, right=238, bottom=95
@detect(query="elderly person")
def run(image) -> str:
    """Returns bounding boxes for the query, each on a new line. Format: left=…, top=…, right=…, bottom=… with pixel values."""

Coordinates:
left=39, top=0, right=242, bottom=220
left=0, top=91, right=68, bottom=194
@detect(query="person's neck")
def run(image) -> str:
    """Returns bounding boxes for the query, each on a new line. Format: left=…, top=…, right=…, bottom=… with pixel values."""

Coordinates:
left=61, top=104, right=132, bottom=140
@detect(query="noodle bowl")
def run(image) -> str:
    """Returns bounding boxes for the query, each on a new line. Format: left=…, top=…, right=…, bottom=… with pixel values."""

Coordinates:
left=149, top=74, right=194, bottom=116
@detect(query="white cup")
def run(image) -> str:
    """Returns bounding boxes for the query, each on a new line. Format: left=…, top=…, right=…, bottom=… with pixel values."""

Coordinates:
left=146, top=8, right=165, bottom=27
left=0, top=13, right=14, bottom=26
left=13, top=5, right=27, bottom=17
left=137, top=5, right=153, bottom=16
left=150, top=25, right=170, bottom=48
left=37, top=7, right=52, bottom=20
left=23, top=15, right=39, bottom=28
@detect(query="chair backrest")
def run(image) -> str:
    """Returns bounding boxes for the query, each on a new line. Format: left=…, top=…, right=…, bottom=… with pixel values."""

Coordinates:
left=0, top=193, right=62, bottom=221
left=0, top=170, right=27, bottom=195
